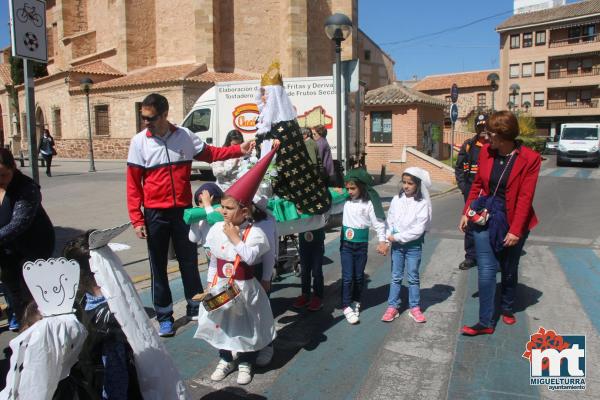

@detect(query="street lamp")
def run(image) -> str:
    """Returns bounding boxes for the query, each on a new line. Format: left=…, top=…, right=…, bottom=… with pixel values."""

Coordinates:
left=509, top=83, right=520, bottom=112
left=80, top=77, right=96, bottom=172
left=523, top=101, right=531, bottom=113
left=487, top=72, right=499, bottom=112
left=324, top=13, right=352, bottom=172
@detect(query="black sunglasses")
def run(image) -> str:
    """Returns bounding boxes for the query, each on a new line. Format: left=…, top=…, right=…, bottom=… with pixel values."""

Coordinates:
left=141, top=114, right=161, bottom=122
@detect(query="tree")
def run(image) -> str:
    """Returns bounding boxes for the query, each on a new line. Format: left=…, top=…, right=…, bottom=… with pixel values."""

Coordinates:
left=9, top=56, right=48, bottom=86
left=517, top=111, right=537, bottom=137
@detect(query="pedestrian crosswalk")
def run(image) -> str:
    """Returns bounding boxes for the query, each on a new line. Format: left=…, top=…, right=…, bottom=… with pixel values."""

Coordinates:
left=139, top=234, right=600, bottom=399
left=539, top=167, right=600, bottom=179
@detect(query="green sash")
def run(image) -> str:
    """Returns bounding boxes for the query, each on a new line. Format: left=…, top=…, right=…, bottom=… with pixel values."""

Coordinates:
left=342, top=226, right=369, bottom=243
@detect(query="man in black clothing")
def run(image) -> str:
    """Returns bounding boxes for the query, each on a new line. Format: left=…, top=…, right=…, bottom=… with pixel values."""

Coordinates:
left=455, top=113, right=489, bottom=270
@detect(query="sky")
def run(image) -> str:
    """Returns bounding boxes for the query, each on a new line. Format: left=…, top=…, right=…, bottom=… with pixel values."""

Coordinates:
left=0, top=0, right=581, bottom=80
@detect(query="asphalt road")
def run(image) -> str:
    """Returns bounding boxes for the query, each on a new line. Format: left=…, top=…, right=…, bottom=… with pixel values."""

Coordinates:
left=1, top=155, right=598, bottom=399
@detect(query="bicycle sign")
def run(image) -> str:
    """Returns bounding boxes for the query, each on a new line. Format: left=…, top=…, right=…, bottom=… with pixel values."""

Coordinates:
left=9, top=0, right=47, bottom=62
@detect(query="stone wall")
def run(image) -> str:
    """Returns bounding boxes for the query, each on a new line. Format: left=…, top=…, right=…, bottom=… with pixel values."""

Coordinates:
left=54, top=137, right=130, bottom=159
left=125, top=0, right=157, bottom=71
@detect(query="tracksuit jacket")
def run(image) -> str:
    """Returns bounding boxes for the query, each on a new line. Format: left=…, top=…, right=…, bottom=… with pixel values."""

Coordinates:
left=126, top=124, right=243, bottom=227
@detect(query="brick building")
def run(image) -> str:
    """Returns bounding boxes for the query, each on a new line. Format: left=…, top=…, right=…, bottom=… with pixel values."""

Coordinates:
left=363, top=82, right=454, bottom=183
left=497, top=0, right=600, bottom=138
left=0, top=0, right=395, bottom=158
left=412, top=69, right=500, bottom=147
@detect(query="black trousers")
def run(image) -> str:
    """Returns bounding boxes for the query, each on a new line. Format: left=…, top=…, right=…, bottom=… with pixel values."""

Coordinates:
left=144, top=207, right=202, bottom=322
left=41, top=154, right=53, bottom=175
left=463, top=189, right=476, bottom=262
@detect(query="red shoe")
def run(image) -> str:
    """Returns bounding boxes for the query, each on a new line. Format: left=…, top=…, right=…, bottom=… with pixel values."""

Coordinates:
left=292, top=294, right=309, bottom=309
left=307, top=296, right=323, bottom=311
left=502, top=313, right=516, bottom=325
left=461, top=323, right=495, bottom=336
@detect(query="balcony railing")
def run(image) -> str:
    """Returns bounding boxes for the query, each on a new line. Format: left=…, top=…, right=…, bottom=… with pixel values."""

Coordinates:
left=548, top=66, right=600, bottom=79
left=547, top=99, right=599, bottom=110
left=549, top=34, right=599, bottom=48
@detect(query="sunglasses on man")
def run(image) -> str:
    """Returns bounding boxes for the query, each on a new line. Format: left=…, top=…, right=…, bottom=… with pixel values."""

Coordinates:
left=141, top=114, right=161, bottom=122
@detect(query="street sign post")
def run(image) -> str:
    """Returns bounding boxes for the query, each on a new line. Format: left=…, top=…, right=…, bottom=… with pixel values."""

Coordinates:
left=9, top=0, right=47, bottom=184
left=450, top=84, right=459, bottom=167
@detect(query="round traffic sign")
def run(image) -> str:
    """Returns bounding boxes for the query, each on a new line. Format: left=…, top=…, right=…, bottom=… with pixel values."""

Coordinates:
left=450, top=103, right=459, bottom=123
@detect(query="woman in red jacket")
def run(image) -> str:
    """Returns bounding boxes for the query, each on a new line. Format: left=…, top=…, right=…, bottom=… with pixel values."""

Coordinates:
left=458, top=111, right=541, bottom=336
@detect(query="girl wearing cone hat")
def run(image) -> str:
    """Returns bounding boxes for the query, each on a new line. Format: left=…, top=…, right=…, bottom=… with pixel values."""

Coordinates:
left=194, top=147, right=278, bottom=385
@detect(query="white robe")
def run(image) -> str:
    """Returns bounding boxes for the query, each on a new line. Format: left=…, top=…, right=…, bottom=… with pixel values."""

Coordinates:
left=0, top=315, right=87, bottom=400
left=195, top=222, right=276, bottom=352
left=90, top=245, right=189, bottom=400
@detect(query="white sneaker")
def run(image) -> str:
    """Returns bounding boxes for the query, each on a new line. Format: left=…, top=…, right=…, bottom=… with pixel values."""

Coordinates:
left=353, top=302, right=361, bottom=316
left=237, top=362, right=252, bottom=385
left=255, top=344, right=274, bottom=367
left=210, top=359, right=236, bottom=382
left=343, top=306, right=359, bottom=324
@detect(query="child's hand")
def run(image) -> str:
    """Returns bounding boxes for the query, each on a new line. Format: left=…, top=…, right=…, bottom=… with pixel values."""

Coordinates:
left=260, top=280, right=271, bottom=293
left=200, top=190, right=213, bottom=208
left=387, top=234, right=395, bottom=242
left=376, top=242, right=388, bottom=255
left=223, top=222, right=241, bottom=244
left=333, top=187, right=344, bottom=194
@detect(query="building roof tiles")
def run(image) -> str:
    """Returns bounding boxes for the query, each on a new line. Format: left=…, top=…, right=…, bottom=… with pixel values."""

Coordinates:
left=412, top=70, right=498, bottom=92
left=497, top=0, right=600, bottom=31
left=365, top=82, right=446, bottom=107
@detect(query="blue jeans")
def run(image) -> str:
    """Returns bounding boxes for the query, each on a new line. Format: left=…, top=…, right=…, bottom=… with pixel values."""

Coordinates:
left=299, top=238, right=324, bottom=298
left=473, top=228, right=528, bottom=327
left=387, top=243, right=422, bottom=309
left=340, top=240, right=368, bottom=308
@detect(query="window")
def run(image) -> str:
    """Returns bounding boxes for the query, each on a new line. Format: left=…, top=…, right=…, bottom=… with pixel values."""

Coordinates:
left=182, top=108, right=211, bottom=133
left=364, top=50, right=371, bottom=61
left=523, top=32, right=533, bottom=47
left=521, top=92, right=532, bottom=107
left=510, top=34, right=520, bottom=48
left=94, top=105, right=110, bottom=136
left=522, top=63, right=532, bottom=77
left=566, top=91, right=578, bottom=105
left=510, top=64, right=520, bottom=78
left=567, top=59, right=579, bottom=74
left=535, top=31, right=546, bottom=45
left=581, top=89, right=592, bottom=103
left=370, top=112, right=392, bottom=143
left=568, top=26, right=581, bottom=43
left=582, top=58, right=593, bottom=72
left=477, top=93, right=486, bottom=108
left=535, top=61, right=545, bottom=76
left=582, top=24, right=596, bottom=41
left=534, top=92, right=545, bottom=107
left=135, top=102, right=143, bottom=132
left=509, top=93, right=518, bottom=107
left=52, top=108, right=62, bottom=137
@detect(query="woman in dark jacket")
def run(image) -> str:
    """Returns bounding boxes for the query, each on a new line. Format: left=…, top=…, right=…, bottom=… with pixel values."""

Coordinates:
left=39, top=128, right=56, bottom=177
left=458, top=111, right=541, bottom=336
left=0, top=148, right=55, bottom=329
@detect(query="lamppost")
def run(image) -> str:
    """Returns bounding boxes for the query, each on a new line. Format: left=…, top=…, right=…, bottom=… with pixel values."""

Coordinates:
left=523, top=100, right=531, bottom=113
left=509, top=83, right=520, bottom=113
left=487, top=72, right=499, bottom=112
left=80, top=77, right=96, bottom=172
left=324, top=13, right=352, bottom=172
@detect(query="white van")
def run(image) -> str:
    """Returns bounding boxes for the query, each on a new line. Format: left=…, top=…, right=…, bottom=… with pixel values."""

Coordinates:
left=179, top=76, right=356, bottom=173
left=557, top=123, right=600, bottom=167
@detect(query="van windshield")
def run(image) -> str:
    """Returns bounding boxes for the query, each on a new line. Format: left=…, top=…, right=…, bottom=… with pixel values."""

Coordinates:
left=182, top=109, right=211, bottom=132
left=561, top=127, right=598, bottom=140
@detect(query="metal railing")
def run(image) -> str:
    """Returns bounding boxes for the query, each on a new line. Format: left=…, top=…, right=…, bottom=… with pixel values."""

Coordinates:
left=548, top=66, right=600, bottom=79
left=547, top=99, right=599, bottom=110
left=549, top=34, right=599, bottom=48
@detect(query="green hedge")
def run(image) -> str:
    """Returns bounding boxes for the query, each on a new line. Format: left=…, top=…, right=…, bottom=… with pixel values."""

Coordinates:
left=519, top=136, right=546, bottom=153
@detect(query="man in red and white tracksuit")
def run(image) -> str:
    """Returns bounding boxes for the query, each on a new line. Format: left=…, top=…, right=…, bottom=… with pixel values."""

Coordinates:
left=127, top=93, right=254, bottom=337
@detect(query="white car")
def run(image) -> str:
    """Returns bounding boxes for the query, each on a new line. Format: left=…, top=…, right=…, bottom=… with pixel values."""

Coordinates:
left=556, top=123, right=600, bottom=167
